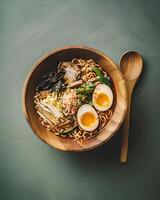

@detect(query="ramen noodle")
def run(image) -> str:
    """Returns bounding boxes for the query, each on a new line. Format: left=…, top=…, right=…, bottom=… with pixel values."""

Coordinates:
left=34, top=59, right=114, bottom=141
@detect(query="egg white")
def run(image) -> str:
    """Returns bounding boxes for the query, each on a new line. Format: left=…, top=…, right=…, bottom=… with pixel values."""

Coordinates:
left=77, top=104, right=99, bottom=131
left=92, top=84, right=113, bottom=111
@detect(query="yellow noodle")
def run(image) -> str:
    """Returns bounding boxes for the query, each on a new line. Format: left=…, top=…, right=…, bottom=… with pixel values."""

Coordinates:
left=34, top=58, right=113, bottom=141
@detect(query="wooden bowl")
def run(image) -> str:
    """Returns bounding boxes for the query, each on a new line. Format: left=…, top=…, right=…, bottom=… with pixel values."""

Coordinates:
left=22, top=45, right=127, bottom=151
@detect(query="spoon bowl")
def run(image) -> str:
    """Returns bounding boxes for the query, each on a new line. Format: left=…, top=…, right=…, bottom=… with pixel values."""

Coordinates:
left=120, top=51, right=143, bottom=81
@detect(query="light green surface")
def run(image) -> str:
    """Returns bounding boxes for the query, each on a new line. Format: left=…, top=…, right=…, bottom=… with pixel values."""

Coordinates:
left=0, top=0, right=160, bottom=199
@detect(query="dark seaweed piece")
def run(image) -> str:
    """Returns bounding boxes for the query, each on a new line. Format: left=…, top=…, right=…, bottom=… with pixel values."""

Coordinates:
left=49, top=81, right=67, bottom=92
left=36, top=68, right=67, bottom=92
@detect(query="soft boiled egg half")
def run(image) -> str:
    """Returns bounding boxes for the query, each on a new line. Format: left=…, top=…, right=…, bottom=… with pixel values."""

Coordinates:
left=92, top=84, right=113, bottom=111
left=77, top=104, right=99, bottom=131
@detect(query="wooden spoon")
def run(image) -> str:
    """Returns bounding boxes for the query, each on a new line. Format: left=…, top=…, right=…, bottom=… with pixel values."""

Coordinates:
left=120, top=51, right=143, bottom=163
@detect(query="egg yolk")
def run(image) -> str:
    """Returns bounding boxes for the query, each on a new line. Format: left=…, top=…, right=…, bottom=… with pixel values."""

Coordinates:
left=80, top=112, right=96, bottom=127
left=95, top=93, right=110, bottom=107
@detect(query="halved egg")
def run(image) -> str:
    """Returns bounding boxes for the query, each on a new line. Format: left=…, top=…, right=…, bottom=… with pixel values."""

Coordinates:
left=77, top=104, right=99, bottom=131
left=92, top=84, right=113, bottom=111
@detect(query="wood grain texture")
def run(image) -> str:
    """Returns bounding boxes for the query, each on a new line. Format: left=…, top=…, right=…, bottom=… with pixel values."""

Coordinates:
left=22, top=45, right=127, bottom=151
left=120, top=51, right=143, bottom=162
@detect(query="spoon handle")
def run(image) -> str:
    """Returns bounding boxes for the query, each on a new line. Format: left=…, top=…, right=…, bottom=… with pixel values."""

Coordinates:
left=120, top=86, right=132, bottom=163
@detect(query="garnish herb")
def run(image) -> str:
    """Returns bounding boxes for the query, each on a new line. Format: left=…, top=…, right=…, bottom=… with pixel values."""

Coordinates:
left=92, top=66, right=111, bottom=86
left=76, top=83, right=95, bottom=94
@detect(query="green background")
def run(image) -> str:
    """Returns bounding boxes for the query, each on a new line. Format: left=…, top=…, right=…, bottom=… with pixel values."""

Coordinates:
left=0, top=0, right=160, bottom=199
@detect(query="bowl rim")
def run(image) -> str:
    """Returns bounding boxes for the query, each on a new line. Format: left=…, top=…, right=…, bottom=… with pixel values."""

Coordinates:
left=22, top=45, right=127, bottom=151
